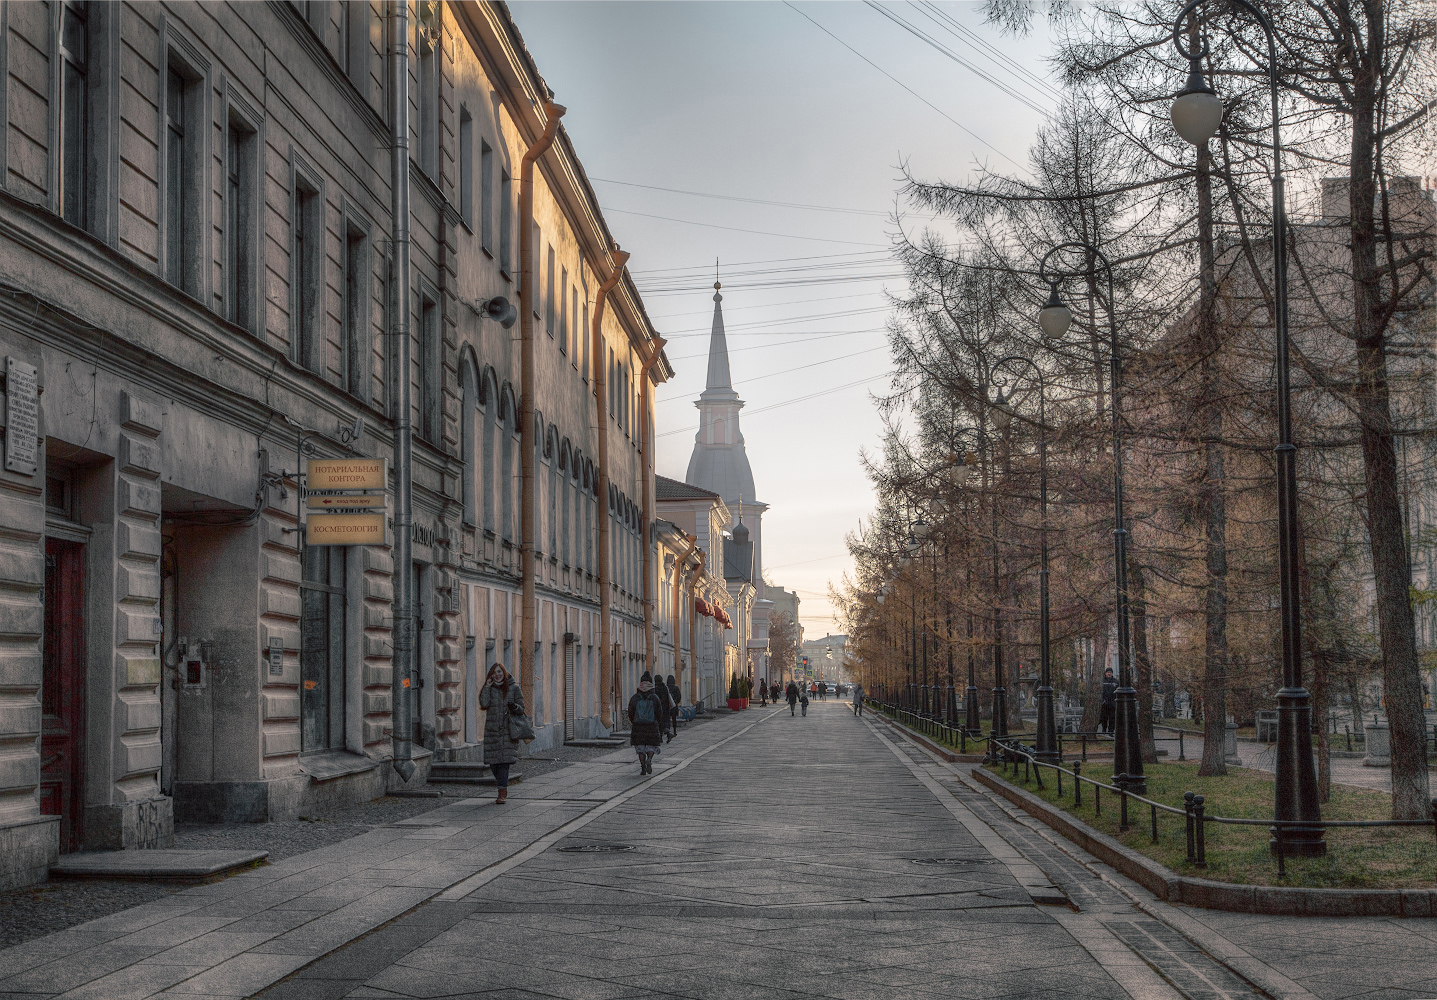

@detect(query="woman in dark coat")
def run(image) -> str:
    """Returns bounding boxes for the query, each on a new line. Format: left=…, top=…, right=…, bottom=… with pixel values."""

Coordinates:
left=666, top=674, right=682, bottom=737
left=629, top=671, right=664, bottom=774
left=479, top=664, right=525, bottom=804
left=785, top=680, right=800, bottom=716
left=652, top=670, right=674, bottom=743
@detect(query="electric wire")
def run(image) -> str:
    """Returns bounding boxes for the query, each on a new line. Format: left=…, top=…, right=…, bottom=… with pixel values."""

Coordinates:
left=604, top=206, right=890, bottom=247
left=656, top=371, right=893, bottom=438
left=657, top=346, right=889, bottom=402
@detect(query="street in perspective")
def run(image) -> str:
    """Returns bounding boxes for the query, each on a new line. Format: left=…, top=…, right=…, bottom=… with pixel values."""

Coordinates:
left=0, top=1, right=1434, bottom=999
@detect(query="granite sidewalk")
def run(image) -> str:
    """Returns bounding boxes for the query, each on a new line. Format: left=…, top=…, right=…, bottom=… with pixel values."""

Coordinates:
left=0, top=710, right=769, bottom=1000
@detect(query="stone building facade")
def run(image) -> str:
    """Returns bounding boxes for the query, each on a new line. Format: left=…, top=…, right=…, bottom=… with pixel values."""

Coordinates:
left=0, top=0, right=667, bottom=888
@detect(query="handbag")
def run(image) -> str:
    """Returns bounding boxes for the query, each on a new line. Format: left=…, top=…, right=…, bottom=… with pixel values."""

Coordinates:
left=508, top=708, right=536, bottom=743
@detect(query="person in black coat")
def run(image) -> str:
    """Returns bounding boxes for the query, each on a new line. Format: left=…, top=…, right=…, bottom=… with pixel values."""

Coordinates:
left=785, top=680, right=800, bottom=716
left=653, top=670, right=674, bottom=743
left=629, top=672, right=664, bottom=774
left=1099, top=667, right=1117, bottom=734
left=666, top=674, right=682, bottom=737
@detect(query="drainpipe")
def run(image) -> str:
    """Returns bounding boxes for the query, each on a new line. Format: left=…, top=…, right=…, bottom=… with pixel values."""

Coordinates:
left=637, top=335, right=668, bottom=684
left=687, top=546, right=705, bottom=704
left=672, top=532, right=698, bottom=698
left=389, top=0, right=414, bottom=782
left=591, top=248, right=629, bottom=729
left=518, top=100, right=566, bottom=712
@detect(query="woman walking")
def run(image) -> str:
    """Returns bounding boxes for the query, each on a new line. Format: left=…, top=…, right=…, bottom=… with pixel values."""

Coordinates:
left=666, top=674, right=683, bottom=738
left=653, top=670, right=675, bottom=744
left=479, top=663, right=524, bottom=805
left=629, top=671, right=664, bottom=774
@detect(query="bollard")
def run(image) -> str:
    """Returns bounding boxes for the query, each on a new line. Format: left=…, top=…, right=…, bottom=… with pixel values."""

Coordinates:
left=1120, top=787, right=1129, bottom=832
left=1151, top=803, right=1159, bottom=844
left=1073, top=761, right=1082, bottom=807
left=1057, top=764, right=1063, bottom=797
left=1178, top=730, right=1185, bottom=761
left=1274, top=823, right=1286, bottom=878
left=1184, top=792, right=1196, bottom=864
left=1430, top=799, right=1437, bottom=842
left=1345, top=724, right=1352, bottom=753
left=1193, top=795, right=1207, bottom=867
left=1095, top=781, right=1101, bottom=817
left=1081, top=734, right=1089, bottom=761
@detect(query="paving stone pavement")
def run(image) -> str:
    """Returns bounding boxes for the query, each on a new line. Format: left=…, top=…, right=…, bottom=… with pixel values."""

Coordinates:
left=5, top=702, right=1437, bottom=1000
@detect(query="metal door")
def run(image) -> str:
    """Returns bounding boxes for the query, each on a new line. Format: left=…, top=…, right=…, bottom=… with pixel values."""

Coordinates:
left=41, top=538, right=85, bottom=852
left=300, top=546, right=346, bottom=751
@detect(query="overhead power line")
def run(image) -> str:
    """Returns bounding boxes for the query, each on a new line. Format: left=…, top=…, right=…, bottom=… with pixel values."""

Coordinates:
left=657, top=346, right=889, bottom=402
left=656, top=371, right=893, bottom=438
left=604, top=207, right=889, bottom=247
left=593, top=177, right=901, bottom=218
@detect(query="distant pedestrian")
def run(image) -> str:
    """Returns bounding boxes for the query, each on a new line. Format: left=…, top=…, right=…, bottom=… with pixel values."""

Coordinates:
left=786, top=680, right=800, bottom=716
left=653, top=670, right=675, bottom=744
left=819, top=681, right=828, bottom=700
left=852, top=683, right=865, bottom=717
left=629, top=671, right=664, bottom=774
left=479, top=663, right=524, bottom=805
left=759, top=679, right=769, bottom=705
left=799, top=689, right=810, bottom=716
left=1099, top=667, right=1117, bottom=734
left=666, top=674, right=682, bottom=737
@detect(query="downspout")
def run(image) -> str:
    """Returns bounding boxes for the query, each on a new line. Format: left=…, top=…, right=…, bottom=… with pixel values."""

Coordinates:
left=518, top=100, right=566, bottom=712
left=637, top=335, right=669, bottom=682
left=672, top=532, right=698, bottom=697
left=388, top=0, right=414, bottom=782
left=687, top=546, right=705, bottom=705
left=591, top=248, right=630, bottom=728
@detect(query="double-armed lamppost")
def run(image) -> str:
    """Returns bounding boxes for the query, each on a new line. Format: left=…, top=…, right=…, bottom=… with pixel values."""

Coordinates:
left=1038, top=241, right=1144, bottom=794
left=991, top=356, right=1057, bottom=761
left=1169, top=0, right=1323, bottom=856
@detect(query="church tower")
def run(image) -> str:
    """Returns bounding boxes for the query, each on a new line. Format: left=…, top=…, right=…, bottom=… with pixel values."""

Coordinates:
left=685, top=281, right=767, bottom=587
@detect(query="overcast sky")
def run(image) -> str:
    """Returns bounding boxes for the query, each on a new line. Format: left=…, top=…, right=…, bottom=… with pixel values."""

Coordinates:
left=509, top=1, right=1060, bottom=637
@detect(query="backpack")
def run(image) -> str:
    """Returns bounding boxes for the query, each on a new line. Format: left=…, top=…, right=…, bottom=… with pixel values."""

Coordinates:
left=634, top=694, right=656, bottom=725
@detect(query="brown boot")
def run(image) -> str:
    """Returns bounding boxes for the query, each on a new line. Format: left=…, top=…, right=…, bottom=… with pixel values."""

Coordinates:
left=496, top=787, right=507, bottom=805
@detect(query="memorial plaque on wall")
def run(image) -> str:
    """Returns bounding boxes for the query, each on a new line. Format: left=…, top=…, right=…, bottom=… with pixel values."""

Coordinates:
left=4, top=357, right=38, bottom=476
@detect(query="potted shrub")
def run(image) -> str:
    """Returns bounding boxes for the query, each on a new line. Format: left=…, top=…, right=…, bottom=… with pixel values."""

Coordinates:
left=727, top=674, right=745, bottom=712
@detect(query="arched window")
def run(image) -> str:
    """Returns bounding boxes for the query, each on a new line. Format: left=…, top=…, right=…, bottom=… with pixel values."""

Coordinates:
left=561, top=442, right=573, bottom=567
left=482, top=369, right=498, bottom=533
left=460, top=351, right=481, bottom=526
left=544, top=425, right=558, bottom=558
left=500, top=385, right=516, bottom=540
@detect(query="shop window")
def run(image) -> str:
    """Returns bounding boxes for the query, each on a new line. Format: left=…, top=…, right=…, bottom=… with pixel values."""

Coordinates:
left=300, top=546, right=346, bottom=752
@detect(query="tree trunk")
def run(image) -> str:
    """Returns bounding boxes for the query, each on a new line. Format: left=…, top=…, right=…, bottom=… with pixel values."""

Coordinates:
left=1195, top=137, right=1229, bottom=778
left=1347, top=23, right=1430, bottom=820
left=1080, top=633, right=1107, bottom=732
left=1299, top=537, right=1331, bottom=803
left=1130, top=556, right=1158, bottom=763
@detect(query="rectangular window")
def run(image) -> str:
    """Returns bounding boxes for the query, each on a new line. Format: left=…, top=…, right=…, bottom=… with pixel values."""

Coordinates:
left=344, top=223, right=369, bottom=398
left=571, top=287, right=579, bottom=366
left=420, top=294, right=439, bottom=443
left=498, top=169, right=512, bottom=276
left=164, top=66, right=187, bottom=288
left=479, top=140, right=493, bottom=252
left=300, top=546, right=347, bottom=752
left=531, top=224, right=542, bottom=316
left=226, top=117, right=257, bottom=332
left=292, top=174, right=322, bottom=371
left=58, top=1, right=88, bottom=229
left=458, top=107, right=472, bottom=227
left=418, top=32, right=438, bottom=178
left=549, top=256, right=560, bottom=342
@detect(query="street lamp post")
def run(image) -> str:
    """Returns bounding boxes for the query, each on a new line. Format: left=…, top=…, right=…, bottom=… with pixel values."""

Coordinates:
left=993, top=356, right=1056, bottom=761
left=1039, top=242, right=1144, bottom=794
left=1169, top=0, right=1324, bottom=857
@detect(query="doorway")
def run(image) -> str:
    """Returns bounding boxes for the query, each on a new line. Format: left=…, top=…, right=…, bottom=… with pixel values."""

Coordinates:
left=41, top=538, right=85, bottom=852
left=300, top=546, right=346, bottom=751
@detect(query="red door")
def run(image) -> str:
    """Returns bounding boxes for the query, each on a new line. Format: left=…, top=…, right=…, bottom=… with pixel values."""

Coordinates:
left=41, top=538, right=85, bottom=852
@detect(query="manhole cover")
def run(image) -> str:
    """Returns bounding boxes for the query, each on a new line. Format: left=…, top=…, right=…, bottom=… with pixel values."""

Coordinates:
left=910, top=857, right=994, bottom=866
left=557, top=844, right=637, bottom=853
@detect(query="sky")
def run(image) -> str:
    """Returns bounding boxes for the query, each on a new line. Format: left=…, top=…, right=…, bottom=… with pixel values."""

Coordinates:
left=508, top=1, right=1060, bottom=637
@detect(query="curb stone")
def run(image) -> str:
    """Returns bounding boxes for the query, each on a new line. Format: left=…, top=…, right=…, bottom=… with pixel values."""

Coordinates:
left=973, top=767, right=1437, bottom=918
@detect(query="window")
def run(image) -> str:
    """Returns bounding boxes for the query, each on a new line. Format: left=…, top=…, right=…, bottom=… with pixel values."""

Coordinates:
left=165, top=64, right=201, bottom=293
left=420, top=294, right=439, bottom=443
left=479, top=140, right=493, bottom=251
left=226, top=116, right=258, bottom=332
left=483, top=377, right=497, bottom=533
left=582, top=299, right=589, bottom=379
left=571, top=287, right=580, bottom=366
left=498, top=169, right=512, bottom=276
left=342, top=0, right=368, bottom=82
left=531, top=224, right=542, bottom=316
left=418, top=29, right=438, bottom=178
left=557, top=266, right=567, bottom=351
left=458, top=107, right=472, bottom=227
left=58, top=1, right=88, bottom=229
left=291, top=171, right=322, bottom=371
left=343, top=222, right=370, bottom=397
left=300, top=546, right=347, bottom=752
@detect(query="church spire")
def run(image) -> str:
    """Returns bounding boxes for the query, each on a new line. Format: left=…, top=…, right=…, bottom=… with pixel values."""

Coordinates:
left=701, top=279, right=739, bottom=401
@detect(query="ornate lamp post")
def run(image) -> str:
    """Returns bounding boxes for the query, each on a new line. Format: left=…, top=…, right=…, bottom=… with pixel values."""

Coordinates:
left=1039, top=241, right=1144, bottom=794
left=1169, top=0, right=1323, bottom=857
left=992, top=356, right=1057, bottom=761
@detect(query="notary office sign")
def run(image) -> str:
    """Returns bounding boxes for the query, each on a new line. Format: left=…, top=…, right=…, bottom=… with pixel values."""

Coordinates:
left=4, top=357, right=38, bottom=476
left=306, top=457, right=386, bottom=491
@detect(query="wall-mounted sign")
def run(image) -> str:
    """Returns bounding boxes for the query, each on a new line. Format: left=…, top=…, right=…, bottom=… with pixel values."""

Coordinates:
left=306, top=457, right=386, bottom=491
left=307, top=512, right=387, bottom=546
left=307, top=493, right=387, bottom=510
left=4, top=357, right=38, bottom=476
left=267, top=639, right=285, bottom=677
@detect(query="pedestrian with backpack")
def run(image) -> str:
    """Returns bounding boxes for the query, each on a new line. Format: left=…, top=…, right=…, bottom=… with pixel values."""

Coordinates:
left=479, top=664, right=525, bottom=805
left=629, top=671, right=664, bottom=774
left=785, top=680, right=800, bottom=716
